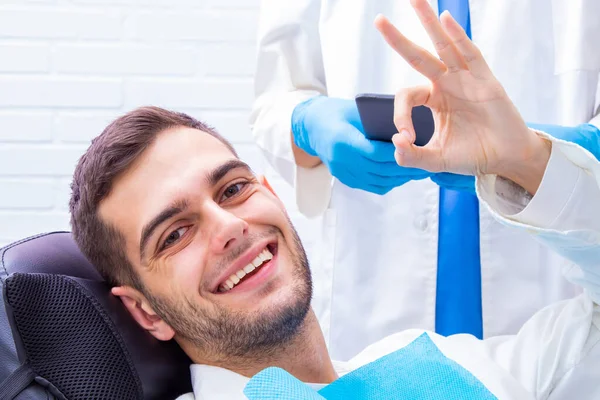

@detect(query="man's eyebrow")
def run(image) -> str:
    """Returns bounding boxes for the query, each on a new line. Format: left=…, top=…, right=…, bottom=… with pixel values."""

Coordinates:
left=139, top=198, right=189, bottom=261
left=207, top=159, right=253, bottom=187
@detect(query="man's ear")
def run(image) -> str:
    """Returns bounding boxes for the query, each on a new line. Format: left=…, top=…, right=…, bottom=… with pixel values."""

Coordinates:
left=111, top=286, right=175, bottom=341
left=259, top=175, right=279, bottom=199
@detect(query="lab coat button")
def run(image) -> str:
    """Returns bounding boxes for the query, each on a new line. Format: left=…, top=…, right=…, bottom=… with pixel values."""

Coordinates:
left=415, top=218, right=428, bottom=231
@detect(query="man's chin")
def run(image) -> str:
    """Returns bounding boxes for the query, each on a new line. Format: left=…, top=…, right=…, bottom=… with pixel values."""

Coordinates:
left=239, top=289, right=311, bottom=353
left=220, top=279, right=305, bottom=322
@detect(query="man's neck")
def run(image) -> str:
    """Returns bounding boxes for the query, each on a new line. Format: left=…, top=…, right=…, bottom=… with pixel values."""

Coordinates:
left=187, top=310, right=338, bottom=384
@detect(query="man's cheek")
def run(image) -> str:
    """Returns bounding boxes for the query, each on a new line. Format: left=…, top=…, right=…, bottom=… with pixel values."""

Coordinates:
left=163, top=253, right=203, bottom=294
left=261, top=194, right=291, bottom=219
left=245, top=195, right=287, bottom=221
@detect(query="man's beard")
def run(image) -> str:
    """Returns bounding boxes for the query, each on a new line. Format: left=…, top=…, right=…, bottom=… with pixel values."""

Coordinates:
left=143, top=224, right=312, bottom=363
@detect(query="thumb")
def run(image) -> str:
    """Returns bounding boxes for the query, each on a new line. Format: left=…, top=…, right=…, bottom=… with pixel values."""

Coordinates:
left=393, top=85, right=431, bottom=143
left=392, top=85, right=444, bottom=172
left=392, top=131, right=443, bottom=172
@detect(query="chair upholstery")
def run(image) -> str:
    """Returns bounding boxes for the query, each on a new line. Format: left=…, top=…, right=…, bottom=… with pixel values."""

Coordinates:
left=0, top=232, right=192, bottom=400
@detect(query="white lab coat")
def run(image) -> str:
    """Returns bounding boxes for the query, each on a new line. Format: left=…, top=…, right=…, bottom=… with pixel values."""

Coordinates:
left=176, top=135, right=600, bottom=400
left=250, top=0, right=600, bottom=360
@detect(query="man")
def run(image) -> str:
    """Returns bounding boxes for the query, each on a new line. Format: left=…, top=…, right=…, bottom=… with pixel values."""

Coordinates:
left=251, top=0, right=600, bottom=359
left=69, top=4, right=599, bottom=399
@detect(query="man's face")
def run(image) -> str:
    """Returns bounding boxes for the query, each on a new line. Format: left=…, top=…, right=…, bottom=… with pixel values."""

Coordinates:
left=99, top=127, right=311, bottom=363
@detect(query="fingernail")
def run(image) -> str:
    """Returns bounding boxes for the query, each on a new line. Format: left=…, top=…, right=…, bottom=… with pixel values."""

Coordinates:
left=401, top=129, right=412, bottom=140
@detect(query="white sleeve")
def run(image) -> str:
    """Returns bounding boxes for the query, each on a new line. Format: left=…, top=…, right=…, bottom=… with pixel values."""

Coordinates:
left=475, top=132, right=600, bottom=399
left=250, top=0, right=332, bottom=218
left=591, top=79, right=600, bottom=129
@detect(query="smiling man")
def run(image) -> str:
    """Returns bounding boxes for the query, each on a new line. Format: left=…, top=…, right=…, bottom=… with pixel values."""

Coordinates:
left=69, top=2, right=600, bottom=399
left=69, top=109, right=332, bottom=384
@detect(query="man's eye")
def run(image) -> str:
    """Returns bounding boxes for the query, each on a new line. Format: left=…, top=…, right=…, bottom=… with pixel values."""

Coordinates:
left=221, top=182, right=247, bottom=200
left=162, top=226, right=189, bottom=250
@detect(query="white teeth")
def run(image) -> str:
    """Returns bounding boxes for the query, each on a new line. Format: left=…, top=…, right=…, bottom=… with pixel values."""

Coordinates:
left=218, top=246, right=274, bottom=292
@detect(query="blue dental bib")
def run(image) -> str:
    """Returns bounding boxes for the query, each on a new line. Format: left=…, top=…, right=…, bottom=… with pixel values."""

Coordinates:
left=244, top=333, right=497, bottom=400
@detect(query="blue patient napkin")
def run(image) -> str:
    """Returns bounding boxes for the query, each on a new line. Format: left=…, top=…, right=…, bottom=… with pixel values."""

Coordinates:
left=244, top=333, right=497, bottom=399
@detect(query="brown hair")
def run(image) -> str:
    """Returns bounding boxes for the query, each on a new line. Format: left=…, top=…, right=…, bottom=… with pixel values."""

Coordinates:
left=69, top=106, right=238, bottom=289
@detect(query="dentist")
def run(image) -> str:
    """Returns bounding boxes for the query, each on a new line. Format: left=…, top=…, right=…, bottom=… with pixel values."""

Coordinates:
left=250, top=0, right=600, bottom=361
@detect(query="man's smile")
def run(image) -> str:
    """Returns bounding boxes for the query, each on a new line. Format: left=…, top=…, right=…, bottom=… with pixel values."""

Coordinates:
left=214, top=241, right=279, bottom=294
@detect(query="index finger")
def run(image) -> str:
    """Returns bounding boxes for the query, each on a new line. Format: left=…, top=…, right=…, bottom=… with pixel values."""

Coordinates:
left=411, top=0, right=467, bottom=72
left=354, top=132, right=398, bottom=163
left=374, top=14, right=446, bottom=81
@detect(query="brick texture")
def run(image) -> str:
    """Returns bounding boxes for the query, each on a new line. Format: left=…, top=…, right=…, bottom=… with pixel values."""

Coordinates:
left=0, top=0, right=316, bottom=261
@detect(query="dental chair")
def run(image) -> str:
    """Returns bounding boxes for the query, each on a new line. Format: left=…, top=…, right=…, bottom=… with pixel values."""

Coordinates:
left=0, top=232, right=192, bottom=400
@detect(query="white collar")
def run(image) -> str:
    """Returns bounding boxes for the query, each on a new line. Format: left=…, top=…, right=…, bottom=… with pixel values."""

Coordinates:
left=189, top=364, right=249, bottom=400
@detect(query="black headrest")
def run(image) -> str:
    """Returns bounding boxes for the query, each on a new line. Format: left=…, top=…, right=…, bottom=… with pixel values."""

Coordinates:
left=0, top=232, right=192, bottom=400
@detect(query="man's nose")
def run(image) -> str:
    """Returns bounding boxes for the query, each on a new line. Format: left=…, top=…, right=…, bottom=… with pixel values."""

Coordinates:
left=207, top=204, right=249, bottom=254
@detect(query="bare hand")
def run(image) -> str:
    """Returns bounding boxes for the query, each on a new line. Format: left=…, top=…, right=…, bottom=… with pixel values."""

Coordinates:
left=374, top=0, right=550, bottom=193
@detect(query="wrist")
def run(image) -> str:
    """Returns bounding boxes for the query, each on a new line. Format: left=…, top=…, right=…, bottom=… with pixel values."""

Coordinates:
left=291, top=130, right=322, bottom=168
left=492, top=130, right=551, bottom=195
left=291, top=96, right=324, bottom=157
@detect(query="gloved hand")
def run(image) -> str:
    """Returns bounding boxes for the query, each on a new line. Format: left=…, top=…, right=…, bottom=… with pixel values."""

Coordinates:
left=428, top=122, right=600, bottom=193
left=291, top=95, right=431, bottom=195
left=528, top=122, right=600, bottom=161
left=430, top=172, right=475, bottom=193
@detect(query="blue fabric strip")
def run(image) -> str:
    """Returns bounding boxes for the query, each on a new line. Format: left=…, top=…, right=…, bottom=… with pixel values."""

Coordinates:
left=244, top=333, right=497, bottom=399
left=435, top=0, right=483, bottom=339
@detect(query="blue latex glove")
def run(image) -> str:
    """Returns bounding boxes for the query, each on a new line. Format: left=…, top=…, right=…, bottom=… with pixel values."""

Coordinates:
left=431, top=172, right=475, bottom=193
left=291, top=96, right=431, bottom=195
left=528, top=122, right=600, bottom=161
left=429, top=122, right=600, bottom=192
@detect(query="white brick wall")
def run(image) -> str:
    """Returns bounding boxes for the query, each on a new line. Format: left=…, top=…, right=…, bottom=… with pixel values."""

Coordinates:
left=0, top=0, right=320, bottom=259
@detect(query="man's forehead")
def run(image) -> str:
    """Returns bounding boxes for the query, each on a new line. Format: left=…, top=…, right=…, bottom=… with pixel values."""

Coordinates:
left=147, top=126, right=235, bottom=164
left=112, top=127, right=234, bottom=187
